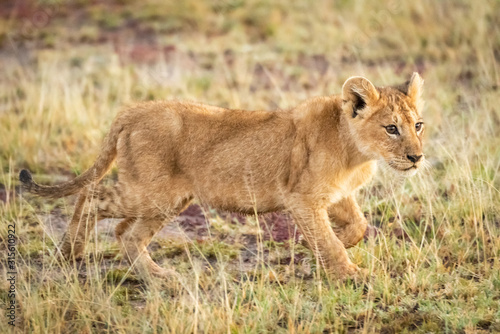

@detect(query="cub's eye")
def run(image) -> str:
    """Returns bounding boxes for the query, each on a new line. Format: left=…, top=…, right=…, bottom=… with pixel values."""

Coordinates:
left=415, top=122, right=423, bottom=132
left=385, top=125, right=399, bottom=135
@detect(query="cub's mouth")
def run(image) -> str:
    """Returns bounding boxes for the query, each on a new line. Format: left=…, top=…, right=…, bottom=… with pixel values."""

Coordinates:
left=393, top=165, right=419, bottom=177
left=401, top=165, right=417, bottom=171
left=387, top=161, right=421, bottom=176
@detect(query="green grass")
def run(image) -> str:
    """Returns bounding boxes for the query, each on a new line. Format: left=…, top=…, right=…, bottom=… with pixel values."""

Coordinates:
left=1, top=0, right=500, bottom=332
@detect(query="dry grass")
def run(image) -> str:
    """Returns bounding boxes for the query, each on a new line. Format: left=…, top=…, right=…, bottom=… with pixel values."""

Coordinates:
left=1, top=0, right=499, bottom=332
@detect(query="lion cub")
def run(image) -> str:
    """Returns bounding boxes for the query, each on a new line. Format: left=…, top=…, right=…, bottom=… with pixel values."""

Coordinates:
left=20, top=73, right=425, bottom=280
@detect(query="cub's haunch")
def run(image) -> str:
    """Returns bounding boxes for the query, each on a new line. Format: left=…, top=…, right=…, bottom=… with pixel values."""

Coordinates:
left=20, top=73, right=425, bottom=280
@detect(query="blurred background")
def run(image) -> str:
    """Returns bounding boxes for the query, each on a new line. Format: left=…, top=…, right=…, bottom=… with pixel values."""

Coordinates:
left=1, top=1, right=500, bottom=332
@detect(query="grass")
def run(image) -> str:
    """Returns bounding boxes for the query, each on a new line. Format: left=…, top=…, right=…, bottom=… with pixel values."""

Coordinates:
left=1, top=0, right=500, bottom=332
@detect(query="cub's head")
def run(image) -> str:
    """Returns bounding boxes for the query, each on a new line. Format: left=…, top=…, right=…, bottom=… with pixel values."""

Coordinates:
left=341, top=73, right=425, bottom=176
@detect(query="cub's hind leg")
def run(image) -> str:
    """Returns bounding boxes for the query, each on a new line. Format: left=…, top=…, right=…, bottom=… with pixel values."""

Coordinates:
left=328, top=195, right=367, bottom=249
left=115, top=199, right=192, bottom=278
left=115, top=217, right=174, bottom=278
left=60, top=188, right=98, bottom=260
left=60, top=184, right=123, bottom=260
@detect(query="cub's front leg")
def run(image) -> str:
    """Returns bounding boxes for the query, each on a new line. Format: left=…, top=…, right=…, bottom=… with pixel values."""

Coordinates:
left=290, top=204, right=359, bottom=279
left=328, top=194, right=368, bottom=248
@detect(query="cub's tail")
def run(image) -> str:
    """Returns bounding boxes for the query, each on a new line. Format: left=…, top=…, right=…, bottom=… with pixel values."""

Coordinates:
left=19, top=122, right=123, bottom=199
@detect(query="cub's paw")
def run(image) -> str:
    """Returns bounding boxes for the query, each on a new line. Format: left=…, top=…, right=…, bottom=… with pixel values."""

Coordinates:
left=343, top=264, right=371, bottom=284
left=150, top=266, right=178, bottom=279
left=331, top=261, right=369, bottom=282
left=340, top=261, right=360, bottom=275
left=137, top=261, right=179, bottom=281
left=58, top=236, right=84, bottom=261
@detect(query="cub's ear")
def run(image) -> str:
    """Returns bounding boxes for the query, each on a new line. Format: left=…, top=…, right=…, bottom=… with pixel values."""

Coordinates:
left=407, top=72, right=424, bottom=109
left=342, top=76, right=380, bottom=118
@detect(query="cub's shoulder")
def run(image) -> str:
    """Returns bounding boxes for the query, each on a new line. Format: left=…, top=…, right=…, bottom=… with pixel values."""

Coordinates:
left=291, top=95, right=342, bottom=121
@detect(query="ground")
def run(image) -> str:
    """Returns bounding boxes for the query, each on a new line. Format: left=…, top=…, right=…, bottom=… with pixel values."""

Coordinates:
left=0, top=0, right=499, bottom=333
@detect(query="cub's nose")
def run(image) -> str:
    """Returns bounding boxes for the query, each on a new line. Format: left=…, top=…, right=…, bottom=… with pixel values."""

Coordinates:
left=407, top=154, right=422, bottom=163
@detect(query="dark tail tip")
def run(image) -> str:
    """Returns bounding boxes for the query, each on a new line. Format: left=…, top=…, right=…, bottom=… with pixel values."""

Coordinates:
left=19, top=169, right=33, bottom=185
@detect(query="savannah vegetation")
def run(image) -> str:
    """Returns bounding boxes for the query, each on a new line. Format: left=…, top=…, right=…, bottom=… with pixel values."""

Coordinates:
left=0, top=0, right=499, bottom=332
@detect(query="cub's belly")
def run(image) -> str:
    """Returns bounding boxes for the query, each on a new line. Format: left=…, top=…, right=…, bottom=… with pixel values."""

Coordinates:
left=194, top=179, right=287, bottom=214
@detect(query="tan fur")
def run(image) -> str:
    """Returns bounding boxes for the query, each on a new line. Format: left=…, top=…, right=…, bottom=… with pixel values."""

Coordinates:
left=20, top=73, right=425, bottom=280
